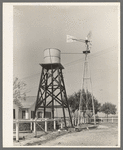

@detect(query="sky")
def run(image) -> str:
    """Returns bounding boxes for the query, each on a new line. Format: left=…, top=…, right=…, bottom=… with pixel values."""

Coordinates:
left=13, top=3, right=120, bottom=108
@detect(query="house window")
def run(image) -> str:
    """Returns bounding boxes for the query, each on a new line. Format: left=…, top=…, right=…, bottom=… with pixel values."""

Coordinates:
left=13, top=109, right=15, bottom=119
left=31, top=111, right=35, bottom=119
left=45, top=112, right=51, bottom=119
left=22, top=110, right=25, bottom=119
left=37, top=112, right=42, bottom=118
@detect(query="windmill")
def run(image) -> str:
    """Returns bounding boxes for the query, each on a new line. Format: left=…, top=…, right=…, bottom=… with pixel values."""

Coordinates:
left=67, top=31, right=96, bottom=125
left=67, top=31, right=92, bottom=51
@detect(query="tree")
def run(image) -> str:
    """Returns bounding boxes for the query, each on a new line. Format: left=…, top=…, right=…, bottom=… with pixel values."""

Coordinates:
left=100, top=102, right=117, bottom=119
left=67, top=89, right=101, bottom=114
left=13, top=77, right=26, bottom=108
left=67, top=91, right=80, bottom=113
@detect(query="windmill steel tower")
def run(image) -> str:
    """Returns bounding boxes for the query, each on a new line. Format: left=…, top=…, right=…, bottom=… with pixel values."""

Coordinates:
left=34, top=48, right=73, bottom=128
left=67, top=31, right=96, bottom=125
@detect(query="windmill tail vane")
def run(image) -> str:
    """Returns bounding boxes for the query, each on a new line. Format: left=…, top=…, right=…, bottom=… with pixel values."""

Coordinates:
left=86, top=31, right=92, bottom=41
left=66, top=35, right=85, bottom=43
left=66, top=35, right=77, bottom=43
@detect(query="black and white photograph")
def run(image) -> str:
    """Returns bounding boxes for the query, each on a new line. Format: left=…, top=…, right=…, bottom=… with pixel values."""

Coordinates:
left=3, top=3, right=120, bottom=147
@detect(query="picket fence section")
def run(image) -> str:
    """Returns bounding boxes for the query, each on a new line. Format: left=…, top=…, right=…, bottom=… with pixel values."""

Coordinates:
left=13, top=117, right=118, bottom=142
left=13, top=118, right=65, bottom=142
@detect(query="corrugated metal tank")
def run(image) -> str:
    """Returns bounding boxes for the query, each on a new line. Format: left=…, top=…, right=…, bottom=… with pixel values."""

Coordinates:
left=44, top=48, right=61, bottom=64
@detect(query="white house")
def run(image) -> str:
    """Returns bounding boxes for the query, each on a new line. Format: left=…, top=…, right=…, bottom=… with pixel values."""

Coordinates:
left=13, top=96, right=52, bottom=120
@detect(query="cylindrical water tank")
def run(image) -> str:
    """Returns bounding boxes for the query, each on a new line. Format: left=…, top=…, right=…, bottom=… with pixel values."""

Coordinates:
left=44, top=48, right=61, bottom=64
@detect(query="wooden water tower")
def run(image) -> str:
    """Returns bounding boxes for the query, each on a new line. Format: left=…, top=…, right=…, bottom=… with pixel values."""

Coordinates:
left=34, top=48, right=73, bottom=128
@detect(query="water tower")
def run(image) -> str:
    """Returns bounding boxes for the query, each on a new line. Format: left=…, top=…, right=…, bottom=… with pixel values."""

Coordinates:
left=34, top=48, right=73, bottom=128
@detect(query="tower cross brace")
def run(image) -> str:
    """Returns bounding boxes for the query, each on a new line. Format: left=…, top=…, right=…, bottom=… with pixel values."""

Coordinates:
left=34, top=63, right=73, bottom=128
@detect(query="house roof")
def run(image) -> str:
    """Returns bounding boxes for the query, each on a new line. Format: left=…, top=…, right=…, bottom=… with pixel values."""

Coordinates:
left=21, top=96, right=36, bottom=108
left=21, top=96, right=62, bottom=109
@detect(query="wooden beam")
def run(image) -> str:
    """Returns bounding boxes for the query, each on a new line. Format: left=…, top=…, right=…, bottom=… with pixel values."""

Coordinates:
left=39, top=105, right=67, bottom=108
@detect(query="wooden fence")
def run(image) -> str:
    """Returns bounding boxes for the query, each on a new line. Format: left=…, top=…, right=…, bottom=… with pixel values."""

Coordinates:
left=13, top=118, right=66, bottom=142
left=72, top=117, right=118, bottom=125
left=98, top=117, right=118, bottom=123
left=13, top=117, right=118, bottom=142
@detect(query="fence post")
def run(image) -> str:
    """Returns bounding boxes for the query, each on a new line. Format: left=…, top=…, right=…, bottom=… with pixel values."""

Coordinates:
left=45, top=119, right=48, bottom=132
left=34, top=119, right=37, bottom=137
left=61, top=119, right=63, bottom=129
left=16, top=120, right=19, bottom=142
left=54, top=119, right=56, bottom=130
left=30, top=119, right=33, bottom=132
left=112, top=117, right=113, bottom=123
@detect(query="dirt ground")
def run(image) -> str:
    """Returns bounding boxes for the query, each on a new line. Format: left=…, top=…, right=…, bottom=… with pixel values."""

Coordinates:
left=41, top=123, right=118, bottom=147
left=13, top=122, right=118, bottom=147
